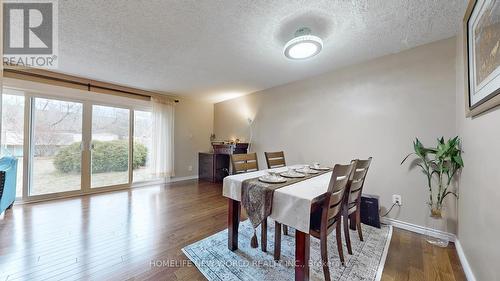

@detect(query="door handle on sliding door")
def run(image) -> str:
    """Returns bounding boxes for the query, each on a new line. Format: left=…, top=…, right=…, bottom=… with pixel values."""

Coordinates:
left=80, top=142, right=95, bottom=151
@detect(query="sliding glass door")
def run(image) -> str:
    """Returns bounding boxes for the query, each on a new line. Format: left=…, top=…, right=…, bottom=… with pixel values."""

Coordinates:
left=1, top=91, right=25, bottom=197
left=30, top=98, right=83, bottom=196
left=91, top=105, right=130, bottom=188
left=1, top=86, right=158, bottom=201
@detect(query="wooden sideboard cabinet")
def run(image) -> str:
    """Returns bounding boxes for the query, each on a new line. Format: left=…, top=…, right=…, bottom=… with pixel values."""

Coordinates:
left=198, top=143, right=249, bottom=183
left=198, top=153, right=229, bottom=183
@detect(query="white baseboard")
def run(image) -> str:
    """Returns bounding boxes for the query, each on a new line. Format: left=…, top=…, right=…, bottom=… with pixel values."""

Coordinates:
left=380, top=217, right=456, bottom=242
left=133, top=175, right=199, bottom=187
left=168, top=175, right=198, bottom=183
left=381, top=217, right=477, bottom=281
left=454, top=239, right=477, bottom=281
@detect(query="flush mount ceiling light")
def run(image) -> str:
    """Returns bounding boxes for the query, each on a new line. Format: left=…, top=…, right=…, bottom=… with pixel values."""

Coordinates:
left=284, top=27, right=323, bottom=60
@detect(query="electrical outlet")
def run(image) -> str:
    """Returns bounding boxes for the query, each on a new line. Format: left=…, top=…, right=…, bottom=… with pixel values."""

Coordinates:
left=188, top=165, right=193, bottom=171
left=392, top=194, right=402, bottom=206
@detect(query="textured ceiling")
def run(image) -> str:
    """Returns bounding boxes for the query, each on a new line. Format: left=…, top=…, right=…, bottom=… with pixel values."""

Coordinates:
left=58, top=0, right=465, bottom=102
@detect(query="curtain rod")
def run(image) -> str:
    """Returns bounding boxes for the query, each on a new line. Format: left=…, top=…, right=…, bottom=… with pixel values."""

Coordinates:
left=3, top=68, right=180, bottom=103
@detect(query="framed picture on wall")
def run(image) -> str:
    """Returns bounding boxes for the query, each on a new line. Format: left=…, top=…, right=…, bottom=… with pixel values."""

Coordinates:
left=464, top=0, right=500, bottom=116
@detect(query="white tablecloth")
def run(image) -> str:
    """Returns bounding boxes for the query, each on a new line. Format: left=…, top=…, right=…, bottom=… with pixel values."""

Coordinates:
left=222, top=165, right=332, bottom=233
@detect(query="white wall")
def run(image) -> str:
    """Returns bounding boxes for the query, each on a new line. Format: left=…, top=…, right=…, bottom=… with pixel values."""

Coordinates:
left=215, top=38, right=458, bottom=232
left=174, top=97, right=213, bottom=178
left=455, top=32, right=500, bottom=281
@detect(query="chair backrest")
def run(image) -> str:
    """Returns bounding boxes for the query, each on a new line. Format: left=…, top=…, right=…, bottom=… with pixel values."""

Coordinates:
left=231, top=153, right=259, bottom=174
left=346, top=157, right=372, bottom=207
left=321, top=163, right=355, bottom=231
left=264, top=151, right=286, bottom=169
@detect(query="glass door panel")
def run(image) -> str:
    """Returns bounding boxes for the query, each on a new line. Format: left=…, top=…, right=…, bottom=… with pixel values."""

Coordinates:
left=1, top=92, right=25, bottom=197
left=31, top=98, right=83, bottom=195
left=133, top=110, right=156, bottom=183
left=91, top=105, right=130, bottom=188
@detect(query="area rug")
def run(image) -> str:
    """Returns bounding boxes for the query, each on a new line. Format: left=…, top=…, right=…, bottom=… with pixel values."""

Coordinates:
left=182, top=219, right=392, bottom=281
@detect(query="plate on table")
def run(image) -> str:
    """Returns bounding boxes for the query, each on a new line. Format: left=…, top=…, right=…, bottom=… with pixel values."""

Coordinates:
left=259, top=174, right=287, bottom=184
left=280, top=171, right=306, bottom=178
left=311, top=166, right=330, bottom=171
left=296, top=168, right=319, bottom=174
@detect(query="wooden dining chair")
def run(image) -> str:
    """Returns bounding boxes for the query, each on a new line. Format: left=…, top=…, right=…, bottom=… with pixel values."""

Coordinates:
left=230, top=153, right=259, bottom=174
left=264, top=151, right=286, bottom=169
left=342, top=157, right=372, bottom=255
left=230, top=153, right=270, bottom=251
left=274, top=163, right=354, bottom=280
left=264, top=151, right=291, bottom=235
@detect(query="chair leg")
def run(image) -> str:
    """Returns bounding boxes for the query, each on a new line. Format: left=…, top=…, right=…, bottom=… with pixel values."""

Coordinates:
left=356, top=210, right=363, bottom=241
left=320, top=235, right=331, bottom=281
left=335, top=223, right=345, bottom=266
left=228, top=199, right=240, bottom=251
left=261, top=218, right=267, bottom=252
left=283, top=225, right=288, bottom=235
left=343, top=214, right=352, bottom=255
left=349, top=213, right=357, bottom=230
left=274, top=221, right=281, bottom=261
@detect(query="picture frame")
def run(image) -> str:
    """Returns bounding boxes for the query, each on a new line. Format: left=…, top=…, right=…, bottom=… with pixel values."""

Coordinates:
left=463, top=0, right=500, bottom=117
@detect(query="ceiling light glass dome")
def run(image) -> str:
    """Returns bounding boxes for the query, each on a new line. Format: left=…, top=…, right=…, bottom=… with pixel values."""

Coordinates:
left=284, top=27, right=323, bottom=60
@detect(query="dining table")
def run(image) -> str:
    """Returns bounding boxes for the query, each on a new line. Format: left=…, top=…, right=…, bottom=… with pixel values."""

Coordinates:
left=222, top=165, right=334, bottom=281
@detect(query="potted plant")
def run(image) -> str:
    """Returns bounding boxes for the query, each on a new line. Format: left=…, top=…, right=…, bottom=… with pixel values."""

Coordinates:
left=401, top=137, right=464, bottom=246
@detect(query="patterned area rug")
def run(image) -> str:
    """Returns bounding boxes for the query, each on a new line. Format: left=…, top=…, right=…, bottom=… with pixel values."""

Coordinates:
left=182, top=219, right=392, bottom=281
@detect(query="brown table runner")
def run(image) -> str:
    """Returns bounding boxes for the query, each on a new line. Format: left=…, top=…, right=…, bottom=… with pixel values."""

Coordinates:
left=241, top=168, right=332, bottom=248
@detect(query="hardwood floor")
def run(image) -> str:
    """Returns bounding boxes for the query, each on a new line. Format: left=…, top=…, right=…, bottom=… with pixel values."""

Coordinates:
left=0, top=180, right=466, bottom=281
left=383, top=229, right=466, bottom=281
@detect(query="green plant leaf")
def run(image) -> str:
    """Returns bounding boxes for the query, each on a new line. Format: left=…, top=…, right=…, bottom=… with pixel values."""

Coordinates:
left=401, top=153, right=414, bottom=165
left=414, top=138, right=425, bottom=157
left=425, top=147, right=438, bottom=153
left=449, top=136, right=459, bottom=147
left=453, top=154, right=464, bottom=167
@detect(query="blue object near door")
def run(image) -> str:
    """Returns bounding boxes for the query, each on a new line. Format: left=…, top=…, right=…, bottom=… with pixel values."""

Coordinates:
left=0, top=156, right=18, bottom=215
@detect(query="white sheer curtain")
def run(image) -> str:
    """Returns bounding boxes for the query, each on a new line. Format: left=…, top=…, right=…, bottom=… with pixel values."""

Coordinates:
left=151, top=96, right=175, bottom=179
